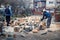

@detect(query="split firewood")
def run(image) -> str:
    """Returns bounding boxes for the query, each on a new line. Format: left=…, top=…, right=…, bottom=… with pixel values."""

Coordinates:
left=32, top=29, right=39, bottom=33
left=38, top=21, right=46, bottom=30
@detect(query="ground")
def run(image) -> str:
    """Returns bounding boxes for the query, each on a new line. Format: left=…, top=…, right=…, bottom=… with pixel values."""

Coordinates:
left=0, top=15, right=60, bottom=40
left=15, top=30, right=60, bottom=40
left=0, top=30, right=60, bottom=40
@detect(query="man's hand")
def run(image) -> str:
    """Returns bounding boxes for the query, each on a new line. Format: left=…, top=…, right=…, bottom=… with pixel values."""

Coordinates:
left=41, top=19, right=43, bottom=21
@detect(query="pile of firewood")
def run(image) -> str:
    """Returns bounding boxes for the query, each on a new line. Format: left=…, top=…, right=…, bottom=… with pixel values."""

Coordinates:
left=3, top=16, right=47, bottom=33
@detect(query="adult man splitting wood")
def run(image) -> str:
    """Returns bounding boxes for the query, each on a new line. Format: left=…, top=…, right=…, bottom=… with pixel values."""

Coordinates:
left=41, top=9, right=52, bottom=35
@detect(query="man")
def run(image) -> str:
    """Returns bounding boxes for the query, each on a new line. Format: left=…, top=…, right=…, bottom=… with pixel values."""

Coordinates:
left=5, top=5, right=12, bottom=26
left=41, top=9, right=52, bottom=34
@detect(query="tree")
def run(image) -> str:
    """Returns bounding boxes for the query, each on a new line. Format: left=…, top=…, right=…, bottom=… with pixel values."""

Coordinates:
left=0, top=0, right=5, bottom=4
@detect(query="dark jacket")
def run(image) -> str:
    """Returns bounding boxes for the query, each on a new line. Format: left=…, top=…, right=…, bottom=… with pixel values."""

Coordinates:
left=5, top=8, right=12, bottom=16
left=41, top=11, right=52, bottom=21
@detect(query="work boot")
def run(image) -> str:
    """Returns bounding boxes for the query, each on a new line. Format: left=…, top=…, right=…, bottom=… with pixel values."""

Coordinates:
left=47, top=28, right=52, bottom=32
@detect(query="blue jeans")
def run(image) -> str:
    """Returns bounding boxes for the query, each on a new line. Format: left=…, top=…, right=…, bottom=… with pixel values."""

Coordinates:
left=47, top=17, right=51, bottom=28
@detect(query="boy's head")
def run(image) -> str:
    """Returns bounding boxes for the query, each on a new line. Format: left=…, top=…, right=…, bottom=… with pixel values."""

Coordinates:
left=6, top=4, right=10, bottom=8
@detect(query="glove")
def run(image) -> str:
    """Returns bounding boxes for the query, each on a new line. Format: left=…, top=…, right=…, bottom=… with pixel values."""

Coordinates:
left=41, top=19, right=43, bottom=21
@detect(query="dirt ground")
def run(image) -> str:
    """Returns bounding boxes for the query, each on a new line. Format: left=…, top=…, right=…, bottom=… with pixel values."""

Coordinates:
left=15, top=30, right=60, bottom=40
left=0, top=30, right=60, bottom=40
left=0, top=16, right=60, bottom=40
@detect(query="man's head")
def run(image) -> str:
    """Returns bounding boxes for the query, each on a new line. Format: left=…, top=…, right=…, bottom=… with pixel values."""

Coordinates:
left=41, top=8, right=46, bottom=14
left=43, top=8, right=46, bottom=12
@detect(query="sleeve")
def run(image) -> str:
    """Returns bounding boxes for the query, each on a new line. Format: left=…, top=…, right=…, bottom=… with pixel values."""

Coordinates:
left=41, top=12, right=45, bottom=21
left=4, top=9, right=6, bottom=16
left=10, top=9, right=12, bottom=16
left=5, top=9, right=6, bottom=13
left=8, top=8, right=12, bottom=16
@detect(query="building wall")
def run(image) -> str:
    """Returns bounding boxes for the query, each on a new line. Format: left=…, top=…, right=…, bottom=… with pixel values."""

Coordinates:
left=46, top=0, right=56, bottom=9
left=34, top=0, right=46, bottom=8
left=46, top=0, right=60, bottom=8
left=56, top=0, right=60, bottom=7
left=23, top=0, right=34, bottom=9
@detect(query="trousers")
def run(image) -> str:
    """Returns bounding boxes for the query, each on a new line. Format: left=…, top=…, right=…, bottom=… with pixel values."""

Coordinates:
left=6, top=16, right=10, bottom=26
left=47, top=17, right=51, bottom=28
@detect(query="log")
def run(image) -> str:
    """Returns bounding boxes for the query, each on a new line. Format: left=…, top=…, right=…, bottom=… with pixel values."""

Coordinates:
left=32, top=29, right=39, bottom=33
